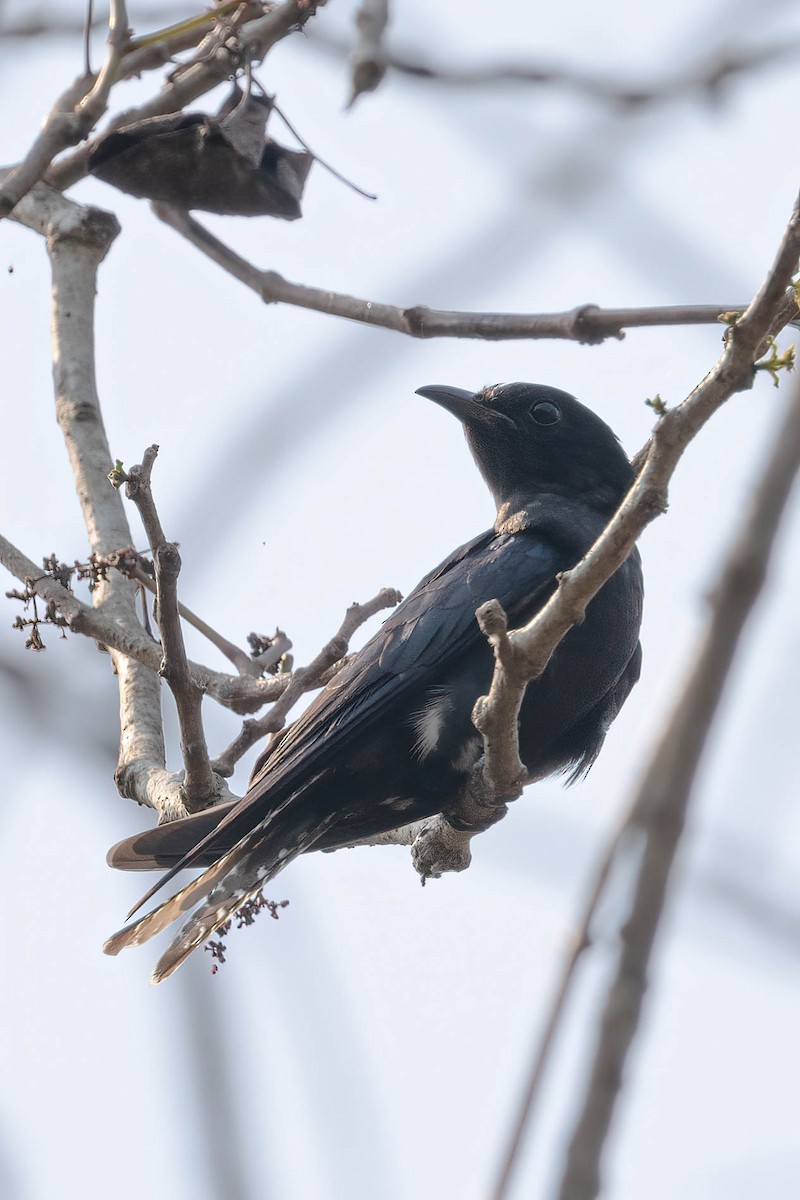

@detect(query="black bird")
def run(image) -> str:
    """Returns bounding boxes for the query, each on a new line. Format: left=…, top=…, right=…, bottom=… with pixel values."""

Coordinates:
left=105, top=382, right=643, bottom=982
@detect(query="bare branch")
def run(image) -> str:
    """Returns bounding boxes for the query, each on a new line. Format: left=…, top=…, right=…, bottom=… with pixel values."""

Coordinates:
left=212, top=587, right=402, bottom=777
left=0, top=532, right=326, bottom=718
left=0, top=74, right=95, bottom=219
left=41, top=187, right=175, bottom=814
left=402, top=600, right=531, bottom=883
left=472, top=600, right=529, bottom=799
left=34, top=183, right=216, bottom=822
left=124, top=446, right=215, bottom=812
left=152, top=204, right=780, bottom=344
left=492, top=311, right=800, bottom=1200
left=130, top=562, right=269, bottom=677
left=76, top=0, right=131, bottom=121
left=122, top=2, right=262, bottom=73
left=0, top=2, right=131, bottom=220
left=554, top=366, right=800, bottom=1200
left=9, top=5, right=797, bottom=118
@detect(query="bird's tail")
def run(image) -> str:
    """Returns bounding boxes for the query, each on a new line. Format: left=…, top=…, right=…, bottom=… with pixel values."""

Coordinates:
left=104, top=804, right=335, bottom=984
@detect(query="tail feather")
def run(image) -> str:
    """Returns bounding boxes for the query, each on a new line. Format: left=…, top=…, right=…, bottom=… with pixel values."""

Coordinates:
left=103, top=836, right=252, bottom=957
left=104, top=803, right=337, bottom=982
left=106, top=802, right=238, bottom=871
left=150, top=815, right=334, bottom=983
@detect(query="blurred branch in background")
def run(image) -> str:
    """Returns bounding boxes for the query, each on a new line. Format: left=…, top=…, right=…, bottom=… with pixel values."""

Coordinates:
left=310, top=24, right=800, bottom=108
left=698, top=852, right=800, bottom=958
left=8, top=0, right=797, bottom=117
left=348, top=0, right=390, bottom=108
left=177, top=962, right=257, bottom=1200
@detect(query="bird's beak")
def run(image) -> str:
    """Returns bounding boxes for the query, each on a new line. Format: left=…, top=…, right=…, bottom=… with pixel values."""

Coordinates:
left=416, top=384, right=515, bottom=429
left=416, top=384, right=478, bottom=420
left=417, top=386, right=484, bottom=424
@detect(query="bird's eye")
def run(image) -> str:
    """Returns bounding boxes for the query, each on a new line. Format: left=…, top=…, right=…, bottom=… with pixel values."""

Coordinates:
left=530, top=401, right=561, bottom=426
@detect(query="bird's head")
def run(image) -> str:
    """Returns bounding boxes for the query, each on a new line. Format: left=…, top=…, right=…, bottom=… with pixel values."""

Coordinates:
left=416, top=382, right=634, bottom=518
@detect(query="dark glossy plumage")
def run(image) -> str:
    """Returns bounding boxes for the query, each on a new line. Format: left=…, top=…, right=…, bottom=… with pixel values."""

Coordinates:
left=105, top=382, right=643, bottom=981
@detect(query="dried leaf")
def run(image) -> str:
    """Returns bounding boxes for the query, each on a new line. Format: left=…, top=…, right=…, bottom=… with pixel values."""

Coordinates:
left=88, top=88, right=312, bottom=219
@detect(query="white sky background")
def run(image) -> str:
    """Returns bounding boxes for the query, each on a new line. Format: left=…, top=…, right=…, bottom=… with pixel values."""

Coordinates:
left=2, top=1, right=800, bottom=1198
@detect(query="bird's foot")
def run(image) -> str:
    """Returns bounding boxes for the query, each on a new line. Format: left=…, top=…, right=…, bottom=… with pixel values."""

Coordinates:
left=411, top=816, right=473, bottom=882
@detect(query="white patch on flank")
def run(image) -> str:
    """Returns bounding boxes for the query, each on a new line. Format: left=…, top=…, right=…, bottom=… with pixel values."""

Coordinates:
left=411, top=689, right=452, bottom=759
left=451, top=736, right=481, bottom=773
left=277, top=848, right=290, bottom=860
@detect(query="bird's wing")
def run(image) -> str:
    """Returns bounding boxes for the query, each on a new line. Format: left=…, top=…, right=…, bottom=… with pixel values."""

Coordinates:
left=118, top=528, right=565, bottom=914
left=251, top=528, right=563, bottom=775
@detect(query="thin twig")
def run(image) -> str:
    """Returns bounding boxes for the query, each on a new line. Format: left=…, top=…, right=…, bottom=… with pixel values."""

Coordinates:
left=271, top=100, right=378, bottom=200
left=130, top=564, right=269, bottom=677
left=0, top=531, right=297, bottom=715
left=152, top=203, right=778, bottom=344
left=125, top=1, right=257, bottom=57
left=553, top=367, right=800, bottom=1200
left=83, top=0, right=94, bottom=75
left=77, top=0, right=131, bottom=121
left=212, top=587, right=402, bottom=776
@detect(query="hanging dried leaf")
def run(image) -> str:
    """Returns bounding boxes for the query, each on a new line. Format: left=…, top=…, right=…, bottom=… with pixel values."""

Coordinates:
left=88, top=88, right=313, bottom=218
